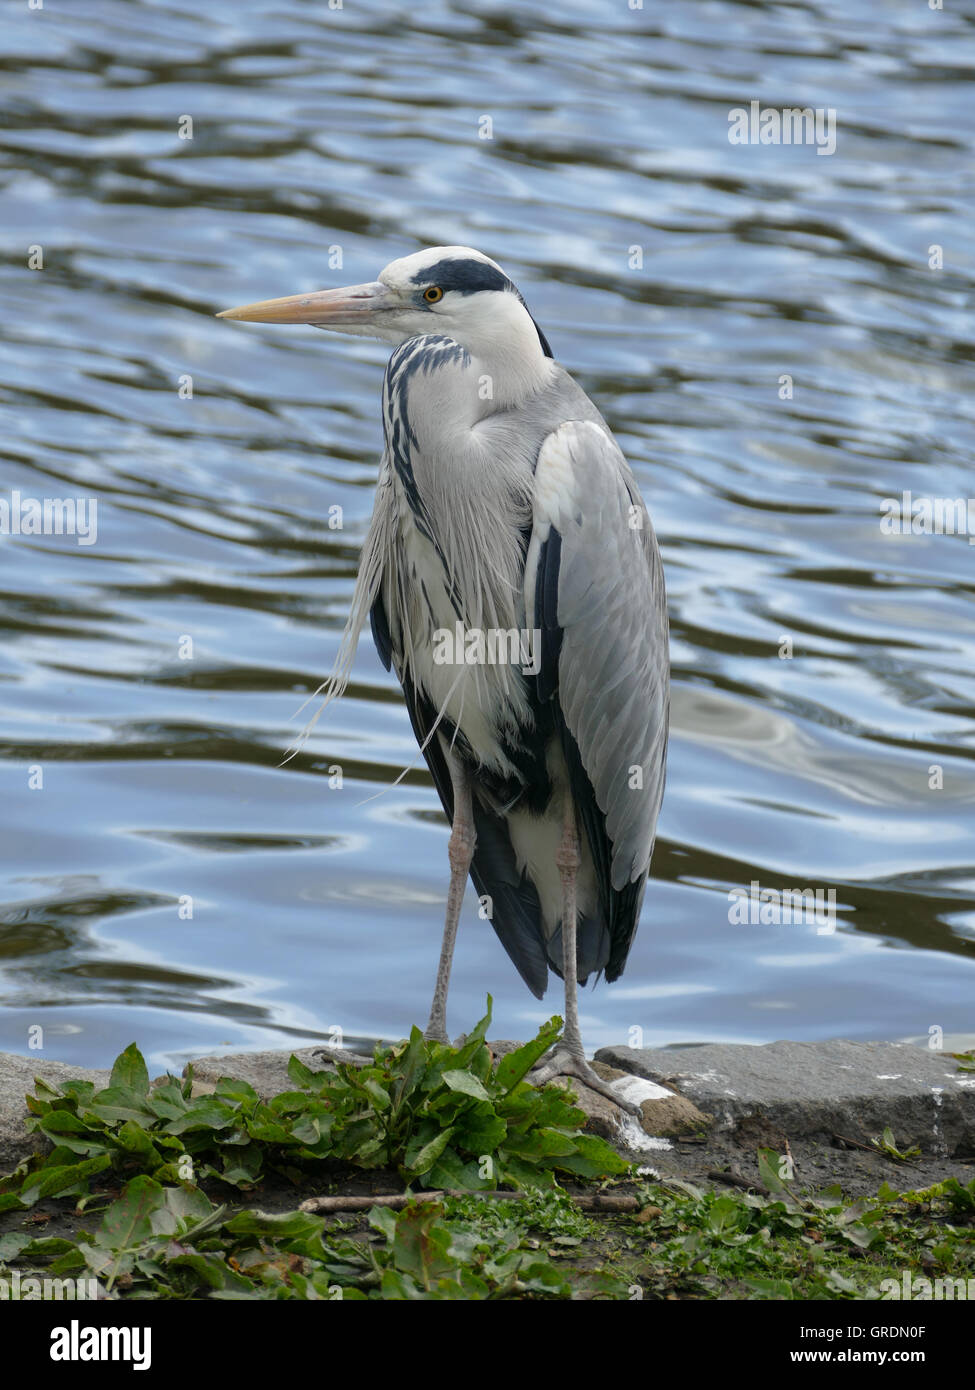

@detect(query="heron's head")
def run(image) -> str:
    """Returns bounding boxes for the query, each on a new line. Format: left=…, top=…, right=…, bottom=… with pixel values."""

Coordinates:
left=217, top=247, right=554, bottom=387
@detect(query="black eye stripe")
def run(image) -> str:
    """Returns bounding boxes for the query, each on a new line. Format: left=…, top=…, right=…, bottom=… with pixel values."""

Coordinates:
left=411, top=258, right=513, bottom=296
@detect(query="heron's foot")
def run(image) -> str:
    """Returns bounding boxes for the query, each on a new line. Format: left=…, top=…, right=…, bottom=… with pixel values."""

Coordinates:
left=529, top=1048, right=641, bottom=1119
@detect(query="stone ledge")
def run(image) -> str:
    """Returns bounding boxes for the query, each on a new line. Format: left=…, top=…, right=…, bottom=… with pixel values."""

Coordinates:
left=594, top=1039, right=975, bottom=1155
left=0, top=1055, right=112, bottom=1170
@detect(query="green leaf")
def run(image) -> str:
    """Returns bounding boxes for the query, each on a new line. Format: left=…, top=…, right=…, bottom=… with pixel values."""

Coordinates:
left=58, top=1079, right=97, bottom=1106
left=29, top=1077, right=63, bottom=1104
left=361, top=1077, right=392, bottom=1112
left=34, top=1109, right=110, bottom=1156
left=562, top=1131, right=629, bottom=1170
left=84, top=1084, right=157, bottom=1127
left=20, top=1155, right=113, bottom=1206
left=744, top=1276, right=794, bottom=1299
left=448, top=1002, right=493, bottom=1070
left=144, top=1079, right=190, bottom=1121
left=389, top=1028, right=427, bottom=1112
left=46, top=1246, right=86, bottom=1275
left=213, top=1144, right=264, bottom=1187
left=162, top=1096, right=237, bottom=1135
left=368, top=1206, right=398, bottom=1241
left=268, top=1090, right=318, bottom=1116
left=500, top=1154, right=557, bottom=1190
left=224, top=1210, right=324, bottom=1242
left=291, top=1112, right=334, bottom=1149
left=76, top=1241, right=118, bottom=1279
left=441, top=1070, right=490, bottom=1101
left=95, top=1175, right=166, bottom=1253
left=244, top=1114, right=293, bottom=1144
left=707, top=1195, right=745, bottom=1235
left=380, top=1267, right=420, bottom=1300
left=494, top=1018, right=562, bottom=1093
left=17, top=1236, right=83, bottom=1260
left=519, top=1259, right=570, bottom=1295
left=426, top=1149, right=492, bottom=1192
left=110, top=1044, right=150, bottom=1097
left=115, top=1120, right=164, bottom=1168
left=214, top=1076, right=259, bottom=1104
left=756, top=1148, right=799, bottom=1202
left=163, top=1183, right=217, bottom=1225
left=287, top=1054, right=315, bottom=1088
left=453, top=1109, right=507, bottom=1156
left=166, top=1252, right=256, bottom=1293
left=391, top=1204, right=455, bottom=1286
left=0, top=1232, right=29, bottom=1260
left=406, top=1126, right=455, bottom=1177
left=504, top=1126, right=579, bottom=1159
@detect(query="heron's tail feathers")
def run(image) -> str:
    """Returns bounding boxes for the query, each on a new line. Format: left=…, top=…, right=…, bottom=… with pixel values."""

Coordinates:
left=544, top=915, right=610, bottom=988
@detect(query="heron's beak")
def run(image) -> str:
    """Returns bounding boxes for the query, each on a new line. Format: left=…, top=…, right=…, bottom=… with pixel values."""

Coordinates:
left=216, top=280, right=394, bottom=326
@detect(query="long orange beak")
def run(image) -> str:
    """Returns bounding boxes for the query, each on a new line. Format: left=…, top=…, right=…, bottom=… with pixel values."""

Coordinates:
left=216, top=280, right=392, bottom=325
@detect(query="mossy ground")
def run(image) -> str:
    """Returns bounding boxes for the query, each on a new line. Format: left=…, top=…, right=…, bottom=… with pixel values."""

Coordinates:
left=3, top=1160, right=973, bottom=1300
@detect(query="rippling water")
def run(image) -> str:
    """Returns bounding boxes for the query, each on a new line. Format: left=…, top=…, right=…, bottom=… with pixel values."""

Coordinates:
left=2, top=0, right=974, bottom=1072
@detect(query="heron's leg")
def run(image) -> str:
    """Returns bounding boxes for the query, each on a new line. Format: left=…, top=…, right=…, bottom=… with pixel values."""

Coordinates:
left=556, top=794, right=585, bottom=1059
left=530, top=795, right=641, bottom=1119
left=423, top=751, right=475, bottom=1044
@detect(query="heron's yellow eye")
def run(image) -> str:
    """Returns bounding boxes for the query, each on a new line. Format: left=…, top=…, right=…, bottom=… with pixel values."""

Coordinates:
left=423, top=286, right=444, bottom=303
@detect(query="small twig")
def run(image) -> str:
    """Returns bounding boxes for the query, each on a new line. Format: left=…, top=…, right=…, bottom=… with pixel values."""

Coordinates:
left=300, top=1189, right=641, bottom=1214
left=569, top=1193, right=641, bottom=1212
left=301, top=1193, right=443, bottom=1213
left=831, top=1132, right=878, bottom=1155
left=706, top=1169, right=770, bottom=1196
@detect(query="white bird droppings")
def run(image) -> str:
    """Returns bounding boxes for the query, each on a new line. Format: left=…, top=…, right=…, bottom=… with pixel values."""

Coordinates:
left=610, top=1075, right=675, bottom=1105
left=608, top=1075, right=680, bottom=1152
left=617, top=1115, right=673, bottom=1152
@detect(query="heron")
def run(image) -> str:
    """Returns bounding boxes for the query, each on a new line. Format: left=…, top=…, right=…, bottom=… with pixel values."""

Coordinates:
left=218, top=247, right=669, bottom=1113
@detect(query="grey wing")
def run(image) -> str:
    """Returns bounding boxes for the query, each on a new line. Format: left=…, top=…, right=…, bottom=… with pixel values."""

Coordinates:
left=524, top=419, right=670, bottom=980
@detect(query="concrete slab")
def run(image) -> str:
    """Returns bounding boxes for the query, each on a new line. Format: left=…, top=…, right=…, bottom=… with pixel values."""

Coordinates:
left=594, top=1040, right=975, bottom=1155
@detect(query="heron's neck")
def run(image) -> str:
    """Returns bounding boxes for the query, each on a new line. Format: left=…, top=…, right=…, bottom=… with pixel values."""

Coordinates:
left=464, top=295, right=555, bottom=411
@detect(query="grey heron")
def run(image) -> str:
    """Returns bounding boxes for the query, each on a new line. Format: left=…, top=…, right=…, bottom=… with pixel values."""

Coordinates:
left=218, top=247, right=669, bottom=1113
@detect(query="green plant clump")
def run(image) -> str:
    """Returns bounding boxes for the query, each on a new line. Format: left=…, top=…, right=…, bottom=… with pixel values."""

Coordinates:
left=0, top=1002, right=625, bottom=1207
